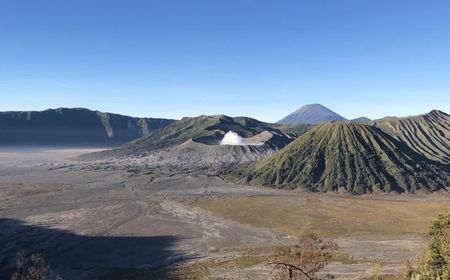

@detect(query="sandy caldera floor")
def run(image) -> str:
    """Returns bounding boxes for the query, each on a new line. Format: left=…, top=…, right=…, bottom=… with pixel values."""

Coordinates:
left=0, top=148, right=448, bottom=280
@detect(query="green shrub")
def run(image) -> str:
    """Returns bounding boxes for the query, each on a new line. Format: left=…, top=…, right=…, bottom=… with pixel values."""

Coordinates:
left=404, top=213, right=450, bottom=280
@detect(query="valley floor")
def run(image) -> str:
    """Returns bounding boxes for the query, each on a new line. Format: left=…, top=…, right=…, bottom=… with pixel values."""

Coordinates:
left=0, top=148, right=448, bottom=280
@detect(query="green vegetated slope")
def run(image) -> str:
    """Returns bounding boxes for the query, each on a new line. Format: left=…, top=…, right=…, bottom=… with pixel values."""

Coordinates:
left=102, top=115, right=310, bottom=156
left=375, top=110, right=450, bottom=164
left=237, top=121, right=449, bottom=194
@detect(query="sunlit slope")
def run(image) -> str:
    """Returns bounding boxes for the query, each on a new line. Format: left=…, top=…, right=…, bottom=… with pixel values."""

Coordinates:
left=375, top=110, right=450, bottom=164
left=239, top=122, right=449, bottom=194
left=277, top=103, right=346, bottom=124
left=92, top=115, right=310, bottom=157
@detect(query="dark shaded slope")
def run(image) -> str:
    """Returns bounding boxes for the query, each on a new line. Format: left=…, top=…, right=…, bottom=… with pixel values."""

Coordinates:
left=375, top=110, right=450, bottom=164
left=0, top=218, right=187, bottom=280
left=0, top=108, right=175, bottom=146
left=238, top=122, right=449, bottom=194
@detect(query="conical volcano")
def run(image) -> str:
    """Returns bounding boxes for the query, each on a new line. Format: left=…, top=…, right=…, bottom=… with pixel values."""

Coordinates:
left=240, top=122, right=449, bottom=194
left=277, top=104, right=346, bottom=124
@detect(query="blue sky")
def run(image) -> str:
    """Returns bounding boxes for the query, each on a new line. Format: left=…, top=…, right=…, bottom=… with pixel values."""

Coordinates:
left=0, top=0, right=449, bottom=122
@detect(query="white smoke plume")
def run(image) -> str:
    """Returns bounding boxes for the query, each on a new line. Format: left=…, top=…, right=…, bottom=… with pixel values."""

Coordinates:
left=220, top=131, right=245, bottom=145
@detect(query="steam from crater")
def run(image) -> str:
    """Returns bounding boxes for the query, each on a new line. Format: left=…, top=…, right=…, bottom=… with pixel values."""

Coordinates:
left=220, top=131, right=245, bottom=145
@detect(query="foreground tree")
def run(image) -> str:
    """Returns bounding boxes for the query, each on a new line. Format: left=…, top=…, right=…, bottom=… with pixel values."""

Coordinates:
left=268, top=232, right=337, bottom=280
left=404, top=213, right=450, bottom=280
left=10, top=253, right=59, bottom=280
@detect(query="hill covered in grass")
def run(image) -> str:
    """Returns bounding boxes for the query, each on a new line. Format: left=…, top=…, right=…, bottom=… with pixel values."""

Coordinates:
left=235, top=122, right=449, bottom=194
left=375, top=110, right=450, bottom=164
left=91, top=115, right=310, bottom=158
left=0, top=108, right=175, bottom=146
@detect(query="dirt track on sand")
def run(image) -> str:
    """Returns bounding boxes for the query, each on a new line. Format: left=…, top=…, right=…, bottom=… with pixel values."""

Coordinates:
left=1, top=148, right=447, bottom=279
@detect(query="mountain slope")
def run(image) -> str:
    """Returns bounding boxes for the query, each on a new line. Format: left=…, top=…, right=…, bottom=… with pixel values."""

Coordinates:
left=125, top=115, right=278, bottom=152
left=89, top=115, right=308, bottom=159
left=237, top=122, right=449, bottom=194
left=0, top=108, right=175, bottom=146
left=141, top=134, right=286, bottom=172
left=351, top=117, right=372, bottom=123
left=374, top=110, right=450, bottom=164
left=277, top=104, right=346, bottom=124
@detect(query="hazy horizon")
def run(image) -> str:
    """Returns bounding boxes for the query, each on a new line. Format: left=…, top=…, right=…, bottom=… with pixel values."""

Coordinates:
left=0, top=104, right=445, bottom=123
left=1, top=1, right=449, bottom=122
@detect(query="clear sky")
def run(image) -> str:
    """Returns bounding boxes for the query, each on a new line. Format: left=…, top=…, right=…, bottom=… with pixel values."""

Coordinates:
left=0, top=0, right=449, bottom=122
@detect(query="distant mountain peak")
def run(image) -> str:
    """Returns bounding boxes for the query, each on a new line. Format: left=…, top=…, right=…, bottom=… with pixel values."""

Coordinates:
left=277, top=104, right=346, bottom=124
left=351, top=116, right=372, bottom=123
left=294, top=103, right=324, bottom=110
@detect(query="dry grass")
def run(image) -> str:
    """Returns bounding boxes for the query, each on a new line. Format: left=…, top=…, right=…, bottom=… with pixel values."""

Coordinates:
left=103, top=195, right=450, bottom=279
left=173, top=246, right=364, bottom=280
left=190, top=195, right=450, bottom=238
left=358, top=276, right=401, bottom=280
left=100, top=246, right=364, bottom=280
